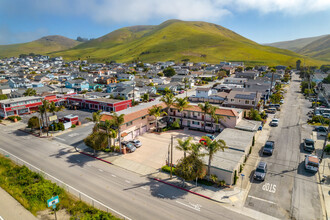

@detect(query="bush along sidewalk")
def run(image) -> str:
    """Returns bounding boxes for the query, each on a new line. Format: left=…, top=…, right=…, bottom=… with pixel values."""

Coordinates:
left=0, top=155, right=120, bottom=219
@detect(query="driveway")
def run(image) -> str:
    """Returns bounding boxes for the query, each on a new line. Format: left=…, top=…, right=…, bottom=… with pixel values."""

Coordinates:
left=123, top=129, right=212, bottom=169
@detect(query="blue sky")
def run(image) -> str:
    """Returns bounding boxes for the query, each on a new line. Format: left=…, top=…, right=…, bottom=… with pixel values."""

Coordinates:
left=0, top=0, right=329, bottom=45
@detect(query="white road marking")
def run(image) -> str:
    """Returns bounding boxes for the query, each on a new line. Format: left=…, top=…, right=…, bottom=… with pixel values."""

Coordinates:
left=176, top=201, right=201, bottom=211
left=68, top=133, right=79, bottom=137
left=262, top=183, right=277, bottom=193
left=111, top=174, right=116, bottom=177
left=141, top=186, right=147, bottom=190
left=125, top=180, right=131, bottom=183
left=0, top=215, right=4, bottom=220
left=158, top=193, right=165, bottom=197
left=54, top=137, right=66, bottom=141
left=0, top=147, right=132, bottom=220
left=248, top=195, right=276, bottom=205
left=98, top=169, right=103, bottom=172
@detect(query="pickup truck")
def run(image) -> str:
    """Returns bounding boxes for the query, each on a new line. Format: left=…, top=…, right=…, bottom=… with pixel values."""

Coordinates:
left=262, top=141, right=275, bottom=155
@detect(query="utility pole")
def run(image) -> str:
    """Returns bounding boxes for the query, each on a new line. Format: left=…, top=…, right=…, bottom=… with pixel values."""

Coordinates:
left=39, top=114, right=42, bottom=136
left=170, top=135, right=173, bottom=179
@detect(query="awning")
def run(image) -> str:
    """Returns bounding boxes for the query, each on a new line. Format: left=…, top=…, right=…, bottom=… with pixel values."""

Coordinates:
left=121, top=132, right=128, bottom=137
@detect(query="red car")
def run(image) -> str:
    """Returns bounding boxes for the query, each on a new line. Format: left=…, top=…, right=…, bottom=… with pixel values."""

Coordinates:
left=179, top=90, right=185, bottom=94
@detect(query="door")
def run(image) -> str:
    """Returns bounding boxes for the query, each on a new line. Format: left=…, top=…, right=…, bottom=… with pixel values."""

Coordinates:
left=141, top=125, right=147, bottom=134
left=133, top=129, right=140, bottom=139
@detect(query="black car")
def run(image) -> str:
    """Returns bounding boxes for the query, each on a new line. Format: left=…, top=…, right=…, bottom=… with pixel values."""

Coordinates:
left=303, top=138, right=315, bottom=152
left=254, top=162, right=267, bottom=181
left=262, top=141, right=275, bottom=155
left=314, top=126, right=327, bottom=132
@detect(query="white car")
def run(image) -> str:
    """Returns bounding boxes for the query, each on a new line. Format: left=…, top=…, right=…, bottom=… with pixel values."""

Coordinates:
left=270, top=118, right=279, bottom=127
left=130, top=139, right=142, bottom=148
left=304, top=155, right=319, bottom=173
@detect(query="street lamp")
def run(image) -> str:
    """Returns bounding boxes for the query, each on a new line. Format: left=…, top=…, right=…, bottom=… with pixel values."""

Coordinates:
left=240, top=174, right=245, bottom=192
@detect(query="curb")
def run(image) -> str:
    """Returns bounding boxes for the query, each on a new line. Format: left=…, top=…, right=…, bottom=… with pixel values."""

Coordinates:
left=153, top=178, right=226, bottom=204
left=78, top=151, right=113, bottom=165
left=18, top=129, right=50, bottom=138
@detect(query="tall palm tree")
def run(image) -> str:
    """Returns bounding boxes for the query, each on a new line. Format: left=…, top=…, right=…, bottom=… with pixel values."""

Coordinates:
left=104, top=119, right=116, bottom=149
left=209, top=105, right=224, bottom=132
left=48, top=101, right=65, bottom=116
left=86, top=110, right=102, bottom=132
left=198, top=102, right=211, bottom=131
left=148, top=105, right=167, bottom=132
left=23, top=88, right=36, bottom=96
left=111, top=113, right=125, bottom=152
left=203, top=136, right=227, bottom=180
left=176, top=137, right=192, bottom=158
left=38, top=100, right=50, bottom=136
left=174, top=97, right=189, bottom=128
left=190, top=142, right=206, bottom=158
left=160, top=93, right=175, bottom=125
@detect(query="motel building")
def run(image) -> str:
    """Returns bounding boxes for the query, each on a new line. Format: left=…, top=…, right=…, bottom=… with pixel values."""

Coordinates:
left=0, top=96, right=43, bottom=118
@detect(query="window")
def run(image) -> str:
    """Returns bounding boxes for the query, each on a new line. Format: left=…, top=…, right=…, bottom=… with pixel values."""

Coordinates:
left=192, top=121, right=199, bottom=125
left=142, top=116, right=146, bottom=119
left=245, top=100, right=249, bottom=104
left=252, top=101, right=255, bottom=105
left=231, top=99, right=234, bottom=102
left=126, top=121, right=132, bottom=126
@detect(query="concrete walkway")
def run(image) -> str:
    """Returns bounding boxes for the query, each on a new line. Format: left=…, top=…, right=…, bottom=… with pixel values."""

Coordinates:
left=0, top=187, right=37, bottom=220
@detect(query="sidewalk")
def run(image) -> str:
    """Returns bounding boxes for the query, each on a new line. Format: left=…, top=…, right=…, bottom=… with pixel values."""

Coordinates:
left=0, top=187, right=37, bottom=220
left=313, top=132, right=329, bottom=220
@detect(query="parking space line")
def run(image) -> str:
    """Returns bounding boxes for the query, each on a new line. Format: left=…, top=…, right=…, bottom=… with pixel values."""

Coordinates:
left=54, top=137, right=66, bottom=141
left=248, top=195, right=276, bottom=205
left=176, top=201, right=201, bottom=211
left=111, top=174, right=116, bottom=177
left=140, top=186, right=147, bottom=190
left=98, top=169, right=103, bottom=172
left=125, top=180, right=131, bottom=183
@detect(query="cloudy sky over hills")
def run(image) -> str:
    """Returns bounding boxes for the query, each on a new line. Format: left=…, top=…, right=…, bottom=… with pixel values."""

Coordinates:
left=0, top=0, right=329, bottom=44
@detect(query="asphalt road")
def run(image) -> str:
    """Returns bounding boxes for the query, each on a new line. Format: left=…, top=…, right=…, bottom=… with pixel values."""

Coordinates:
left=244, top=74, right=322, bottom=219
left=0, top=126, right=251, bottom=220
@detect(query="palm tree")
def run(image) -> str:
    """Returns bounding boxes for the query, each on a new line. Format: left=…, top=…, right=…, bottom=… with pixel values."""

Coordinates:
left=104, top=119, right=116, bottom=149
left=23, top=88, right=37, bottom=96
left=203, top=136, right=227, bottom=180
left=148, top=105, right=167, bottom=132
left=209, top=105, right=224, bottom=132
left=86, top=110, right=102, bottom=132
left=176, top=137, right=192, bottom=158
left=174, top=97, right=189, bottom=128
left=38, top=100, right=50, bottom=136
left=48, top=101, right=65, bottom=116
left=190, top=142, right=206, bottom=158
left=160, top=93, right=175, bottom=125
left=111, top=113, right=125, bottom=152
left=198, top=102, right=211, bottom=131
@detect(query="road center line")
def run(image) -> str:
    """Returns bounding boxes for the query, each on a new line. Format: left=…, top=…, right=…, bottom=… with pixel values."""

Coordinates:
left=248, top=195, right=276, bottom=205
left=176, top=201, right=201, bottom=211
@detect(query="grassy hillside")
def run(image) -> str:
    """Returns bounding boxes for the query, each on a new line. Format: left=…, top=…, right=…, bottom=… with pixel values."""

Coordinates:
left=297, top=35, right=330, bottom=62
left=50, top=20, right=324, bottom=66
left=0, top=35, right=80, bottom=58
left=265, top=35, right=327, bottom=52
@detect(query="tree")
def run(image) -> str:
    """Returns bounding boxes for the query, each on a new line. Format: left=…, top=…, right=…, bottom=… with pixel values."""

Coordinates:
left=103, top=120, right=116, bottom=149
left=323, top=74, right=330, bottom=84
left=236, top=66, right=243, bottom=72
left=163, top=67, right=176, bottom=77
left=270, top=92, right=282, bottom=104
left=198, top=102, right=212, bottom=131
left=164, top=87, right=171, bottom=95
left=142, top=93, right=149, bottom=102
left=217, top=71, right=227, bottom=78
left=38, top=100, right=50, bottom=136
left=245, top=66, right=253, bottom=71
left=48, top=101, right=64, bottom=116
left=209, top=105, right=223, bottom=129
left=27, top=116, right=40, bottom=131
left=175, top=154, right=206, bottom=187
left=248, top=108, right=262, bottom=121
left=160, top=93, right=175, bottom=119
left=0, top=94, right=7, bottom=100
left=86, top=110, right=102, bottom=132
left=111, top=113, right=125, bottom=152
left=174, top=97, right=189, bottom=128
left=23, top=88, right=36, bottom=96
left=84, top=132, right=108, bottom=153
left=148, top=105, right=167, bottom=132
left=203, top=136, right=227, bottom=180
left=95, top=87, right=103, bottom=92
left=176, top=137, right=193, bottom=159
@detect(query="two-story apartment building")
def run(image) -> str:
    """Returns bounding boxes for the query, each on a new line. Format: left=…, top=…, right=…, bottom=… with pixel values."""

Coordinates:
left=223, top=90, right=262, bottom=110
left=65, top=79, right=89, bottom=91
left=0, top=96, right=42, bottom=118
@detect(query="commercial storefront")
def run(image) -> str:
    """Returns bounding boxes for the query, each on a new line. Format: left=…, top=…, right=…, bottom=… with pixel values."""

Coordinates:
left=0, top=96, right=43, bottom=118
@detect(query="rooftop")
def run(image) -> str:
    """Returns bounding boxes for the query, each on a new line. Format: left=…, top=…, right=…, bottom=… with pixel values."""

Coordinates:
left=0, top=96, right=42, bottom=104
left=215, top=128, right=255, bottom=152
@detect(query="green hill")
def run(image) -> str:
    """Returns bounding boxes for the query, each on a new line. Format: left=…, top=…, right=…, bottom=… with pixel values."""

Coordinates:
left=297, top=35, right=330, bottom=61
left=50, top=20, right=324, bottom=66
left=0, top=35, right=80, bottom=58
left=265, top=35, right=327, bottom=52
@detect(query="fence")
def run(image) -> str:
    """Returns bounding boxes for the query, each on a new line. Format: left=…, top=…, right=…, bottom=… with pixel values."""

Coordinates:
left=0, top=147, right=131, bottom=220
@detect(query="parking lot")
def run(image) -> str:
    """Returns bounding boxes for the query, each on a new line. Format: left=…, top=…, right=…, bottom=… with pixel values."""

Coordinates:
left=19, top=108, right=94, bottom=125
left=122, top=129, right=212, bottom=169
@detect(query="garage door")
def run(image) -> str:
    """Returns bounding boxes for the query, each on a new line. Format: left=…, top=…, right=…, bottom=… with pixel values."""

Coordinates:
left=141, top=126, right=147, bottom=134
left=133, top=129, right=140, bottom=139
left=123, top=132, right=133, bottom=141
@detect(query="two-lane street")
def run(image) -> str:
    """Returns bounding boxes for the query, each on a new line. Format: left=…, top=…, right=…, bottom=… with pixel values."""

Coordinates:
left=245, top=74, right=322, bottom=219
left=0, top=124, right=251, bottom=220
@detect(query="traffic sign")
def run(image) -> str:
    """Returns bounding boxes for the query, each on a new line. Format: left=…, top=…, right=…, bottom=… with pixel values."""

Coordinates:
left=47, top=196, right=59, bottom=207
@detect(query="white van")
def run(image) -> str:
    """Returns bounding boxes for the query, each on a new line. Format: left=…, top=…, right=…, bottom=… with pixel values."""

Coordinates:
left=304, top=155, right=319, bottom=173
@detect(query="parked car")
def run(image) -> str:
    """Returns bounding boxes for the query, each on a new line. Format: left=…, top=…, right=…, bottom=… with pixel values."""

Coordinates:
left=130, top=139, right=142, bottom=148
left=280, top=99, right=284, bottom=104
left=322, top=113, right=330, bottom=119
left=304, top=155, right=319, bottom=173
left=149, top=98, right=155, bottom=102
left=314, top=126, right=327, bottom=132
left=265, top=108, right=276, bottom=114
left=269, top=104, right=281, bottom=110
left=179, top=90, right=185, bottom=94
left=205, top=134, right=215, bottom=140
left=199, top=134, right=215, bottom=145
left=262, top=141, right=275, bottom=155
left=270, top=118, right=279, bottom=127
left=254, top=161, right=267, bottom=181
left=122, top=141, right=136, bottom=152
left=303, top=138, right=315, bottom=152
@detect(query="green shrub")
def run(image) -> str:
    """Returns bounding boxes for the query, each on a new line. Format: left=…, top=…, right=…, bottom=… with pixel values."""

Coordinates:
left=325, top=144, right=330, bottom=153
left=239, top=164, right=243, bottom=173
left=161, top=165, right=176, bottom=174
left=71, top=124, right=76, bottom=128
left=7, top=116, right=21, bottom=122
left=252, top=136, right=255, bottom=146
left=171, top=119, right=180, bottom=129
left=249, top=146, right=252, bottom=154
left=233, top=170, right=238, bottom=185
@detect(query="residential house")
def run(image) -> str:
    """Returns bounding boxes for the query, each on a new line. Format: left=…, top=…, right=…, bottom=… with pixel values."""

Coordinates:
left=96, top=76, right=117, bottom=85
left=224, top=77, right=247, bottom=85
left=152, top=77, right=169, bottom=85
left=8, top=78, right=32, bottom=88
left=195, top=87, right=213, bottom=98
left=223, top=90, right=262, bottom=110
left=170, top=75, right=194, bottom=88
left=65, top=79, right=89, bottom=91
left=117, top=73, right=135, bottom=81
left=235, top=70, right=259, bottom=79
left=111, top=87, right=140, bottom=101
